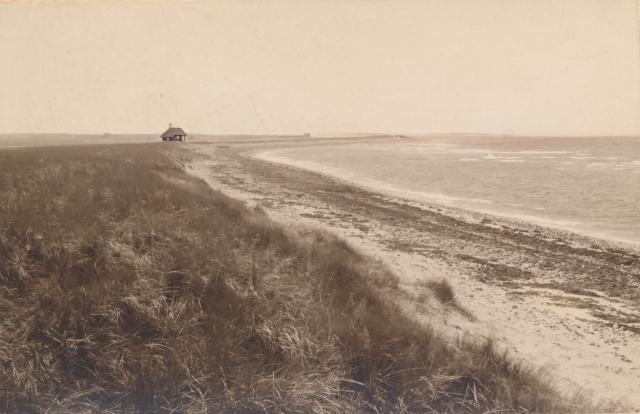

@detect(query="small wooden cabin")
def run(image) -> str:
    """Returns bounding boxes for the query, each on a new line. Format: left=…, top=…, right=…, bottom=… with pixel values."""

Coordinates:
left=161, top=124, right=187, bottom=142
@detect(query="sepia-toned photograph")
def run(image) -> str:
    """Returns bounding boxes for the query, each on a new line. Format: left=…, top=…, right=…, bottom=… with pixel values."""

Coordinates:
left=1, top=1, right=639, bottom=412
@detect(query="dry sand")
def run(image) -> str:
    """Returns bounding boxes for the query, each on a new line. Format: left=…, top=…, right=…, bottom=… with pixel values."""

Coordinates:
left=185, top=137, right=640, bottom=409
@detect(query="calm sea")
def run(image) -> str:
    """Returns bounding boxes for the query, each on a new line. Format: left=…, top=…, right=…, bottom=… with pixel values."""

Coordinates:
left=260, top=136, right=640, bottom=245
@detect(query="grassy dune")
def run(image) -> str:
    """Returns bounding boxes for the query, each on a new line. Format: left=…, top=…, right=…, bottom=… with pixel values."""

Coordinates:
left=0, top=144, right=568, bottom=413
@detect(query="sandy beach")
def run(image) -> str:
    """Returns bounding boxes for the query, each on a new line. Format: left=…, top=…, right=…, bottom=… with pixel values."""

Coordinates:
left=186, top=137, right=640, bottom=409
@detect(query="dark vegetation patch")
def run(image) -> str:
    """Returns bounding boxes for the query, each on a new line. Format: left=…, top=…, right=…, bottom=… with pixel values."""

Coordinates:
left=456, top=254, right=535, bottom=282
left=426, top=279, right=456, bottom=305
left=530, top=282, right=602, bottom=298
left=418, top=279, right=477, bottom=322
left=0, top=144, right=572, bottom=412
left=590, top=311, right=640, bottom=335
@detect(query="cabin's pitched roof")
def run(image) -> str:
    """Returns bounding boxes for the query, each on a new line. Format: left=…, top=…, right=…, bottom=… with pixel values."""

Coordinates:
left=161, top=127, right=187, bottom=138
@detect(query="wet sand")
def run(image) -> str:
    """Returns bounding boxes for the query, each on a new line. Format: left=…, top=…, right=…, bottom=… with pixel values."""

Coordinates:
left=185, top=137, right=640, bottom=408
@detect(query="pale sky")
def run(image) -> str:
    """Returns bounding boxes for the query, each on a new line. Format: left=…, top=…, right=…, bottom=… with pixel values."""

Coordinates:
left=1, top=0, right=639, bottom=136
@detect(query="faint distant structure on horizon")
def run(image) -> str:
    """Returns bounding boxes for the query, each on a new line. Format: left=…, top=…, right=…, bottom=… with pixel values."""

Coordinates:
left=161, top=123, right=187, bottom=142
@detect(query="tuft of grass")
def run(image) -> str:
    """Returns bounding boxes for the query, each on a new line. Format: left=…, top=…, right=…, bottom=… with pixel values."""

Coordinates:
left=0, top=144, right=575, bottom=413
left=426, top=279, right=456, bottom=304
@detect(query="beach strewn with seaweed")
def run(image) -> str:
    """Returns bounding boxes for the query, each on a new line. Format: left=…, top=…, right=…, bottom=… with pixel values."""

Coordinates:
left=187, top=136, right=640, bottom=408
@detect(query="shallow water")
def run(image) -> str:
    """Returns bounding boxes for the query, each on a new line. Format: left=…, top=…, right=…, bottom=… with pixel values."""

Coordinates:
left=260, top=136, right=640, bottom=244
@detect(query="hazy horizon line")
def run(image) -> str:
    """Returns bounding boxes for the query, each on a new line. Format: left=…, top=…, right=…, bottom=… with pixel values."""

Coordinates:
left=2, top=132, right=640, bottom=139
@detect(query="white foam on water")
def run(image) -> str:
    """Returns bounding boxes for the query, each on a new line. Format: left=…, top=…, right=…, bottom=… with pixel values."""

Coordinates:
left=570, top=155, right=596, bottom=160
left=518, top=150, right=574, bottom=155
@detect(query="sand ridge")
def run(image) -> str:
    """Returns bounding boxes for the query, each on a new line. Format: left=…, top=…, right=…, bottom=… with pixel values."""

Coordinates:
left=186, top=139, right=640, bottom=409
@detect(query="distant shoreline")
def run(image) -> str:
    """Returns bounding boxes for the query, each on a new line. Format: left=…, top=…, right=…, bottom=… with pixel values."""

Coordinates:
left=252, top=146, right=640, bottom=252
left=2, top=132, right=639, bottom=151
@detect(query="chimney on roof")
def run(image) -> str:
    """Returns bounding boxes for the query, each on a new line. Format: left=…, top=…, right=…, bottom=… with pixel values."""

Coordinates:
left=169, top=123, right=173, bottom=128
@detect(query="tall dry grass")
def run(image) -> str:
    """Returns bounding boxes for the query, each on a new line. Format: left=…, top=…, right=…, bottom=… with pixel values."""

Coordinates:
left=0, top=144, right=570, bottom=412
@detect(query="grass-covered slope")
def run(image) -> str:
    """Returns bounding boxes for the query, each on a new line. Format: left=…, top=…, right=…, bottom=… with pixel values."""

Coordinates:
left=0, top=144, right=566, bottom=413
